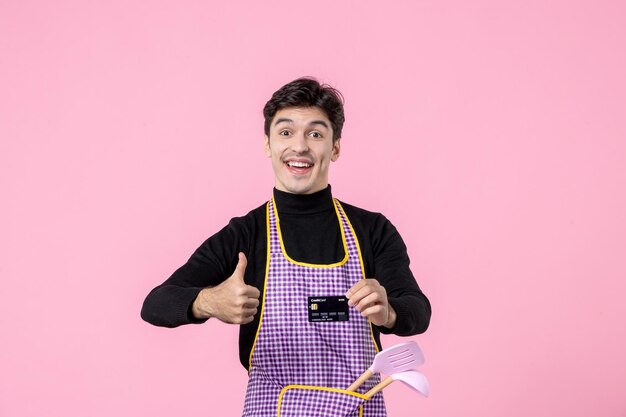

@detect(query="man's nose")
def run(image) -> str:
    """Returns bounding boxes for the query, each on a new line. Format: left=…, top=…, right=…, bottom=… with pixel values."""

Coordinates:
left=290, top=133, right=309, bottom=153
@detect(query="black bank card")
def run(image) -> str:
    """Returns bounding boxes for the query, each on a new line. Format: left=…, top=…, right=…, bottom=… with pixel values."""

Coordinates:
left=308, top=296, right=349, bottom=322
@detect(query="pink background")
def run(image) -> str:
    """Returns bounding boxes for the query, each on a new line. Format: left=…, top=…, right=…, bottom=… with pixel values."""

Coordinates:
left=1, top=1, right=625, bottom=416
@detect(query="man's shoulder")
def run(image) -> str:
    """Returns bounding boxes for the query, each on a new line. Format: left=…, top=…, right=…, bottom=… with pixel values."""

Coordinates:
left=227, top=200, right=270, bottom=228
left=335, top=198, right=385, bottom=216
left=335, top=198, right=390, bottom=227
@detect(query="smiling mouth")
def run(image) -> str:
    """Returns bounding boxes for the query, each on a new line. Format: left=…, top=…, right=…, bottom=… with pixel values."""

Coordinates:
left=286, top=161, right=313, bottom=168
left=284, top=160, right=314, bottom=175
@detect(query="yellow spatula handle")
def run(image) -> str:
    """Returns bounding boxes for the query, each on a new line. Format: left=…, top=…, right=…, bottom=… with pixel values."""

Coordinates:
left=365, top=376, right=394, bottom=398
left=346, top=369, right=373, bottom=392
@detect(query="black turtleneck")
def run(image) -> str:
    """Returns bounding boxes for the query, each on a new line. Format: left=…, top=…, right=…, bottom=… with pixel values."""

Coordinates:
left=141, top=186, right=431, bottom=369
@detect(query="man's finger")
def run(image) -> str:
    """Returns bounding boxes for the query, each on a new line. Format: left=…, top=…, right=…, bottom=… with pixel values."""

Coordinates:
left=347, top=285, right=374, bottom=307
left=359, top=304, right=384, bottom=318
left=245, top=285, right=261, bottom=299
left=233, top=252, right=247, bottom=278
left=346, top=279, right=367, bottom=297
left=243, top=307, right=258, bottom=317
left=244, top=298, right=260, bottom=309
left=355, top=292, right=381, bottom=312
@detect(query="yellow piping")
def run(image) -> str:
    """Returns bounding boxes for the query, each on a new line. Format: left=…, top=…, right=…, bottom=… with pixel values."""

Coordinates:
left=273, top=198, right=349, bottom=268
left=336, top=200, right=381, bottom=353
left=248, top=199, right=381, bottom=369
left=247, top=201, right=272, bottom=373
left=277, top=385, right=367, bottom=417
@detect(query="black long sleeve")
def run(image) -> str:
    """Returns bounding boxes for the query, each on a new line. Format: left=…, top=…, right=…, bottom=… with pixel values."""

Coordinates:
left=141, top=185, right=431, bottom=368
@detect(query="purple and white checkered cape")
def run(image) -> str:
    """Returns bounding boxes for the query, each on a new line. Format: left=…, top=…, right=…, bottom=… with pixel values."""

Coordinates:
left=241, top=198, right=386, bottom=417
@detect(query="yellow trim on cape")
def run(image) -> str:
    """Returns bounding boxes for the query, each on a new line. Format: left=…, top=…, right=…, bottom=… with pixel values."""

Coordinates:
left=277, top=385, right=367, bottom=417
left=273, top=198, right=349, bottom=268
left=335, top=200, right=381, bottom=354
left=247, top=202, right=272, bottom=373
left=247, top=198, right=381, bottom=371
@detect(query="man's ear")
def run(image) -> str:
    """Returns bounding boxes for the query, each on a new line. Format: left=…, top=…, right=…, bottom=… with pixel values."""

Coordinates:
left=331, top=138, right=341, bottom=162
left=264, top=135, right=271, bottom=157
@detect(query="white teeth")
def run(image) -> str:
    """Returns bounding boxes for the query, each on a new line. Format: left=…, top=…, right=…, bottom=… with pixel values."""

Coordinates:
left=287, top=161, right=312, bottom=168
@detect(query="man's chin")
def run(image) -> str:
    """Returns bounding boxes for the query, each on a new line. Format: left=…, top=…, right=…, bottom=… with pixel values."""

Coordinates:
left=278, top=181, right=324, bottom=195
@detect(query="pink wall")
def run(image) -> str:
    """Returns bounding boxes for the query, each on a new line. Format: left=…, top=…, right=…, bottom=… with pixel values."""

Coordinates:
left=1, top=1, right=625, bottom=416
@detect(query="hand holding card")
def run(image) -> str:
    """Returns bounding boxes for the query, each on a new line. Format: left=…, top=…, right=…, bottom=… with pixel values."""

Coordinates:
left=346, top=279, right=397, bottom=328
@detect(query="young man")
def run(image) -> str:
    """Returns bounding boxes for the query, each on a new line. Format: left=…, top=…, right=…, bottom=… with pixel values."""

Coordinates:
left=141, top=78, right=431, bottom=416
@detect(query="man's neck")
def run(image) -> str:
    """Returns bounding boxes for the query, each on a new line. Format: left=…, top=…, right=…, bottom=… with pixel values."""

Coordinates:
left=273, top=185, right=333, bottom=215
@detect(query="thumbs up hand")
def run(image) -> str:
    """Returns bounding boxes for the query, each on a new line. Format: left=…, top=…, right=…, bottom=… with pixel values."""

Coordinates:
left=192, top=253, right=261, bottom=324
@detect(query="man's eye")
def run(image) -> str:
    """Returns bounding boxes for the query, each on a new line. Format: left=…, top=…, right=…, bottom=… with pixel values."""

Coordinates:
left=279, top=130, right=290, bottom=136
left=310, top=131, right=322, bottom=138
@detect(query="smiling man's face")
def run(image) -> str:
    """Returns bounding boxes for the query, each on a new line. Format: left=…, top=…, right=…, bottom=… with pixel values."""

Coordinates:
left=264, top=106, right=340, bottom=195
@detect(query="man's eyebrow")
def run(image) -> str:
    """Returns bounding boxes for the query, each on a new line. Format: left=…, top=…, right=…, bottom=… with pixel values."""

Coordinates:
left=273, top=118, right=293, bottom=126
left=273, top=118, right=330, bottom=130
left=309, top=120, right=329, bottom=129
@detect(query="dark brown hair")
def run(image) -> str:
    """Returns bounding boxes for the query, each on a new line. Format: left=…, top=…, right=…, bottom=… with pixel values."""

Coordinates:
left=263, top=77, right=345, bottom=142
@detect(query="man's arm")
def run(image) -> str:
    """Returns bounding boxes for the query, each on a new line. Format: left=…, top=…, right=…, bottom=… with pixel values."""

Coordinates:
left=372, top=216, right=431, bottom=335
left=140, top=217, right=256, bottom=327
left=345, top=208, right=431, bottom=336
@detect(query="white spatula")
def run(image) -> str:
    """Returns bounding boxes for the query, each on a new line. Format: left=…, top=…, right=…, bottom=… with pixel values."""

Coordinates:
left=346, top=341, right=424, bottom=391
left=365, top=370, right=429, bottom=398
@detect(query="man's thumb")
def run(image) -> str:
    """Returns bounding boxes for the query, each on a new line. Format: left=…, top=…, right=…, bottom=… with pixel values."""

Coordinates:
left=232, top=252, right=247, bottom=279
